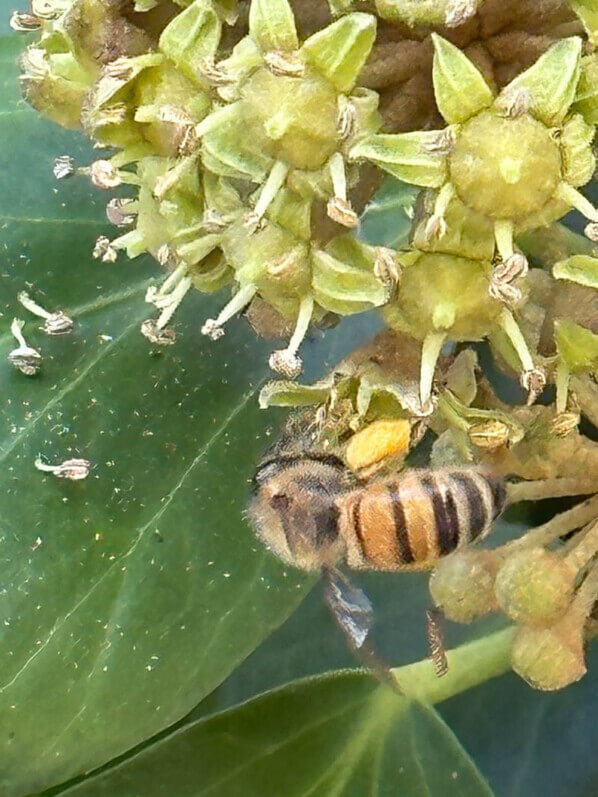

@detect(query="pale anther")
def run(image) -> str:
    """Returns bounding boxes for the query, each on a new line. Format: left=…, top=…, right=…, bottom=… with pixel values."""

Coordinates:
left=18, top=291, right=73, bottom=334
left=53, top=155, right=74, bottom=180
left=8, top=318, right=42, bottom=376
left=35, top=456, right=91, bottom=480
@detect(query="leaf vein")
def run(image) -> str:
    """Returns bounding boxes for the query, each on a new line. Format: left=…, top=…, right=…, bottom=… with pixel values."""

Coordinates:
left=0, top=314, right=143, bottom=465
left=0, top=381, right=261, bottom=694
left=196, top=693, right=374, bottom=797
left=0, top=215, right=107, bottom=225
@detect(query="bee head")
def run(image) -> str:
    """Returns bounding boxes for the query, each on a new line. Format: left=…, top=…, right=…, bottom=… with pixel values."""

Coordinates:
left=249, top=454, right=352, bottom=571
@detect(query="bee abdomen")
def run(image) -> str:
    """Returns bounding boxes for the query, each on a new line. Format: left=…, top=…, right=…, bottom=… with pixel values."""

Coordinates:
left=341, top=469, right=505, bottom=571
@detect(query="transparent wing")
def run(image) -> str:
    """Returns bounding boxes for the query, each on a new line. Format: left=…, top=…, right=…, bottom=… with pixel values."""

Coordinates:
left=323, top=567, right=403, bottom=695
left=323, top=567, right=374, bottom=649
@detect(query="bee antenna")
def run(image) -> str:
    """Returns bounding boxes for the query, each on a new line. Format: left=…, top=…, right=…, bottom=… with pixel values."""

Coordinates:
left=322, top=567, right=403, bottom=695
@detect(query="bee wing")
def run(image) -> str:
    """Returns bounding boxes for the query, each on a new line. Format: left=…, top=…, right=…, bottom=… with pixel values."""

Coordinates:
left=323, top=567, right=374, bottom=649
left=323, top=567, right=403, bottom=695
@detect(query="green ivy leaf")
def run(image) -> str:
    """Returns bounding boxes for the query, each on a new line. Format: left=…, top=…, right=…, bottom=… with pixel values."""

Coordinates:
left=443, top=647, right=598, bottom=797
left=0, top=33, right=323, bottom=795
left=59, top=670, right=495, bottom=797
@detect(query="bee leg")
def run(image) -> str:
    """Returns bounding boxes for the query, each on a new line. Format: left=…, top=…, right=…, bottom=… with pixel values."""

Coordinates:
left=323, top=567, right=403, bottom=695
left=426, top=607, right=449, bottom=678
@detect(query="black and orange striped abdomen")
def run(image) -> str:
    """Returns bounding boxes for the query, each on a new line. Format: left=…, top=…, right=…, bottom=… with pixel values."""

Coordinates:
left=338, top=468, right=505, bottom=571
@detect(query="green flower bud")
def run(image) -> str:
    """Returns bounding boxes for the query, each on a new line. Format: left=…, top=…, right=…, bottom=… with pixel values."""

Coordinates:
left=494, top=547, right=576, bottom=626
left=241, top=65, right=340, bottom=170
left=512, top=621, right=586, bottom=691
left=383, top=252, right=501, bottom=341
left=20, top=0, right=152, bottom=128
left=20, top=41, right=92, bottom=128
left=430, top=550, right=499, bottom=624
left=351, top=36, right=598, bottom=256
left=222, top=218, right=312, bottom=311
left=449, top=109, right=562, bottom=221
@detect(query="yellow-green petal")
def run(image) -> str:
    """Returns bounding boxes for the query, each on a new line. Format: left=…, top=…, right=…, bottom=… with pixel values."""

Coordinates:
left=248, top=0, right=298, bottom=53
left=350, top=132, right=448, bottom=187
left=311, top=246, right=387, bottom=314
left=432, top=34, right=494, bottom=124
left=570, top=0, right=598, bottom=47
left=560, top=113, right=596, bottom=187
left=259, top=380, right=330, bottom=409
left=553, top=255, right=598, bottom=290
left=499, top=37, right=582, bottom=126
left=555, top=318, right=598, bottom=373
left=200, top=103, right=272, bottom=180
left=159, top=0, right=222, bottom=82
left=301, top=13, right=377, bottom=94
left=573, top=55, right=598, bottom=126
left=177, top=234, right=221, bottom=265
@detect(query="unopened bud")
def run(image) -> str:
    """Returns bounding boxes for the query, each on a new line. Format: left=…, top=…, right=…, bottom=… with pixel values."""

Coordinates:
left=429, top=550, right=499, bottom=624
left=495, top=547, right=576, bottom=626
left=512, top=620, right=586, bottom=691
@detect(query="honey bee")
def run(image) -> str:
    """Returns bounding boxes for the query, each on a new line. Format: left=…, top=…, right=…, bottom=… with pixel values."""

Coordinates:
left=250, top=454, right=505, bottom=573
left=249, top=432, right=506, bottom=679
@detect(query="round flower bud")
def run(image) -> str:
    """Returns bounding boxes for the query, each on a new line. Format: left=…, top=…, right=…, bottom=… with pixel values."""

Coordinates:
left=512, top=622, right=586, bottom=691
left=449, top=110, right=562, bottom=223
left=494, top=547, right=576, bottom=626
left=429, top=550, right=499, bottom=624
left=383, top=252, right=502, bottom=341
